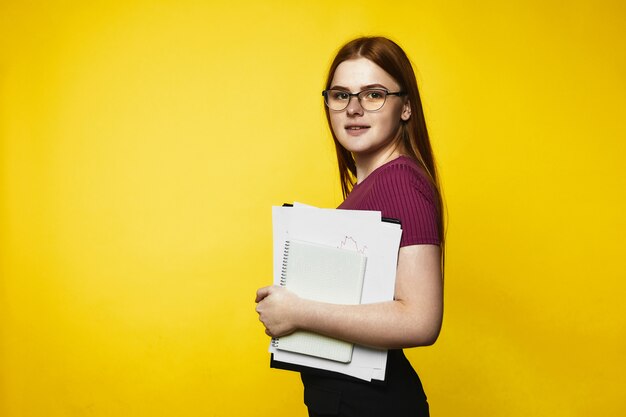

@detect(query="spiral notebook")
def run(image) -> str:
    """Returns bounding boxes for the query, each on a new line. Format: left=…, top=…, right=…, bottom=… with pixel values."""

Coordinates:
left=271, top=239, right=367, bottom=363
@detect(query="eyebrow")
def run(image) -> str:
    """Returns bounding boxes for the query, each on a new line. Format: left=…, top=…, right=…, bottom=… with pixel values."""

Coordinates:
left=329, top=83, right=390, bottom=91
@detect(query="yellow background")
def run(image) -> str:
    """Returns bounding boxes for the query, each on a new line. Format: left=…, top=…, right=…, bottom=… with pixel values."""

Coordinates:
left=1, top=1, right=624, bottom=416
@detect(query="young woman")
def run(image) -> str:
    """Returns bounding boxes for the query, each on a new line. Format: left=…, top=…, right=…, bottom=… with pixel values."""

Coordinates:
left=255, top=36, right=444, bottom=417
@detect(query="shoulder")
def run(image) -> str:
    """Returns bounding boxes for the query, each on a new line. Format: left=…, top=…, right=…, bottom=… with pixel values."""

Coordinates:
left=370, top=156, right=436, bottom=205
left=367, top=156, right=440, bottom=246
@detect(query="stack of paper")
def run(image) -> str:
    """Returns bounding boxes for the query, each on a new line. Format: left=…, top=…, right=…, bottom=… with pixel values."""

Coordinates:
left=269, top=202, right=402, bottom=382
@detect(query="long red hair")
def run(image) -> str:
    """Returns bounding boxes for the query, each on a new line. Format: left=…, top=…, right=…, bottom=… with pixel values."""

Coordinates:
left=324, top=36, right=445, bottom=247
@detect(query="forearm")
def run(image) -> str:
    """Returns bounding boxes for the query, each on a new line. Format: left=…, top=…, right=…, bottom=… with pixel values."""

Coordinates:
left=294, top=297, right=442, bottom=350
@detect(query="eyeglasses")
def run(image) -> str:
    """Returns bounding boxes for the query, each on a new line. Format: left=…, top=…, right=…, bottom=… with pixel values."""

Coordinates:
left=322, top=88, right=406, bottom=112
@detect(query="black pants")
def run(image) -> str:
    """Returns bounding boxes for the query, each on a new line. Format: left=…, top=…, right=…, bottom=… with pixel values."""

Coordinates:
left=302, top=350, right=430, bottom=417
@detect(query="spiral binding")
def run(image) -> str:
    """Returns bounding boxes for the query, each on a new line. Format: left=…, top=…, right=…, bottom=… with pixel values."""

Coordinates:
left=272, top=240, right=291, bottom=348
left=279, top=240, right=290, bottom=287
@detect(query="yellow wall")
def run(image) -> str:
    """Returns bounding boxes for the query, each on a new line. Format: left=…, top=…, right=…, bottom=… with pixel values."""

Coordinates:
left=1, top=1, right=624, bottom=416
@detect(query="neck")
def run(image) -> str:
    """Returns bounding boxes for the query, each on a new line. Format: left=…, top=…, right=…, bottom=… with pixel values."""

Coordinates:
left=355, top=144, right=405, bottom=183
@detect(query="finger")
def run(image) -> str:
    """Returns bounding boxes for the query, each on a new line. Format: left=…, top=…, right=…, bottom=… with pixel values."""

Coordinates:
left=265, top=328, right=273, bottom=337
left=255, top=286, right=272, bottom=303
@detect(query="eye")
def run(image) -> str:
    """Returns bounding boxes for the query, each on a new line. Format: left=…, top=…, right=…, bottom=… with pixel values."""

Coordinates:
left=364, top=90, right=385, bottom=100
left=331, top=91, right=350, bottom=100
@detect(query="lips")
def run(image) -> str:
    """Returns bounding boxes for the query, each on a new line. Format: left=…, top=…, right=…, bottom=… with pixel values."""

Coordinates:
left=344, top=124, right=370, bottom=136
left=345, top=124, right=370, bottom=131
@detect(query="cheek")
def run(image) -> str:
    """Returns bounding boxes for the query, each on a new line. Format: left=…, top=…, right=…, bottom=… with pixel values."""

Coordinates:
left=380, top=106, right=404, bottom=133
left=329, top=114, right=343, bottom=136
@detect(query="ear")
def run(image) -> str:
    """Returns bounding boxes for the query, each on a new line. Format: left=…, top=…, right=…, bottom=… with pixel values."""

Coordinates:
left=401, top=100, right=412, bottom=121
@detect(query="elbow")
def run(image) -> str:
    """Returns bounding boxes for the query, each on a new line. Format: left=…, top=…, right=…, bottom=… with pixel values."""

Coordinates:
left=403, top=316, right=442, bottom=348
left=419, top=326, right=441, bottom=346
left=407, top=326, right=440, bottom=347
left=390, top=299, right=443, bottom=348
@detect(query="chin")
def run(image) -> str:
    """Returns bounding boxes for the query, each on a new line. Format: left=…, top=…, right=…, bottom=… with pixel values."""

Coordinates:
left=338, top=143, right=369, bottom=155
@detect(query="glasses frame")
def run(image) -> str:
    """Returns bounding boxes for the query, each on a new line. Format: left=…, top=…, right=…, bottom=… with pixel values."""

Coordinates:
left=322, top=88, right=407, bottom=112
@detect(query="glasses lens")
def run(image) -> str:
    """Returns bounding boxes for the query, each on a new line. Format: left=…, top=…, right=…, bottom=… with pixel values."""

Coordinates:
left=359, top=89, right=387, bottom=111
left=325, top=90, right=350, bottom=110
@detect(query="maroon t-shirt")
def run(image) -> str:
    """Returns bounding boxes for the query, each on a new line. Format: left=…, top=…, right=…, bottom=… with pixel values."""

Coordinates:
left=338, top=156, right=440, bottom=247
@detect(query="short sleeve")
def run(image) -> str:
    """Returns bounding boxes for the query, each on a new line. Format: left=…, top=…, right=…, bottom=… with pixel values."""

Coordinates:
left=367, top=162, right=440, bottom=247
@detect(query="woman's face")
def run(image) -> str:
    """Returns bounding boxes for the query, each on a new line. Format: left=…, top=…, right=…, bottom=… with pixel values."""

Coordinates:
left=328, top=58, right=411, bottom=159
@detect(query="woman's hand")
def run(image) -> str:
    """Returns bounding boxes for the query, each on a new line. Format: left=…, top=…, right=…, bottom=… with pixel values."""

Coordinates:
left=255, top=286, right=302, bottom=338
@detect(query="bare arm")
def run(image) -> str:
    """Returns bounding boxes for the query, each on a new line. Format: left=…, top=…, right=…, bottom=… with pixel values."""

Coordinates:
left=255, top=244, right=443, bottom=349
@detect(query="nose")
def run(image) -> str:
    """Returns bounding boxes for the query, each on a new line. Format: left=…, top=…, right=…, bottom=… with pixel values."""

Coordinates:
left=346, top=95, right=364, bottom=116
